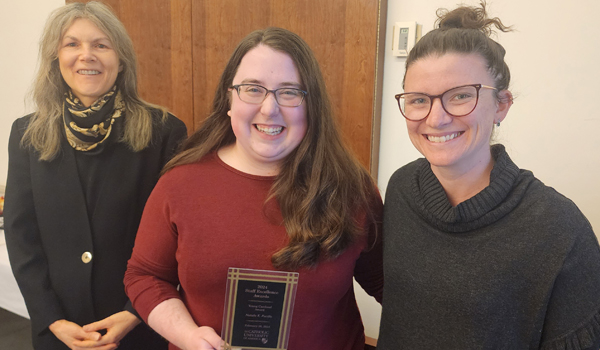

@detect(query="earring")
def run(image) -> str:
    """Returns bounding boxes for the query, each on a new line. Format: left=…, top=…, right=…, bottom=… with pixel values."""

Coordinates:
left=495, top=121, right=501, bottom=127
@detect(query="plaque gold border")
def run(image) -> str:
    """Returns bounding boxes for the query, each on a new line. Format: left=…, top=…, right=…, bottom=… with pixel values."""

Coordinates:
left=222, top=268, right=298, bottom=350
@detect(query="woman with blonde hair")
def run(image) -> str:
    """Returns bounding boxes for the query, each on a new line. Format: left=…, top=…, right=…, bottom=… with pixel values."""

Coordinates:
left=4, top=2, right=186, bottom=349
left=125, top=27, right=383, bottom=350
left=377, top=2, right=600, bottom=349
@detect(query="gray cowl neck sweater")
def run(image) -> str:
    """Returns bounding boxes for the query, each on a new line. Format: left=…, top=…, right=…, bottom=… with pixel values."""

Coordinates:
left=377, top=144, right=600, bottom=350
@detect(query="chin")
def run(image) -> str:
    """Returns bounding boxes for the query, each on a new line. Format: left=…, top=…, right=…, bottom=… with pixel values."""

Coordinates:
left=422, top=152, right=461, bottom=168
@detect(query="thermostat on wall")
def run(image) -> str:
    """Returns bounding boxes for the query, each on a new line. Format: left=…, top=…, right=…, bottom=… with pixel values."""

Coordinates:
left=392, top=21, right=418, bottom=57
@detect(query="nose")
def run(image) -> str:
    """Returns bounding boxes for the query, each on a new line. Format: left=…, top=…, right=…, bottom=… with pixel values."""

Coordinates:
left=79, top=44, right=96, bottom=62
left=260, top=92, right=280, bottom=118
left=426, top=97, right=452, bottom=127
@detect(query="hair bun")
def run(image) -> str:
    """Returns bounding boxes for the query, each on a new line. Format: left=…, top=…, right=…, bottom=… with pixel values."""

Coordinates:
left=436, top=1, right=511, bottom=36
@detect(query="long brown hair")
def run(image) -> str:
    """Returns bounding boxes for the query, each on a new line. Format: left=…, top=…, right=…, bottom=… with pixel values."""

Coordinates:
left=405, top=1, right=513, bottom=101
left=23, top=1, right=166, bottom=161
left=164, top=27, right=378, bottom=270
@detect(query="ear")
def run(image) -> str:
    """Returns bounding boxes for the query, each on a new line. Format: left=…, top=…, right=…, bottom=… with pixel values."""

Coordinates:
left=494, top=90, right=513, bottom=123
left=119, top=63, right=124, bottom=73
left=227, top=89, right=233, bottom=117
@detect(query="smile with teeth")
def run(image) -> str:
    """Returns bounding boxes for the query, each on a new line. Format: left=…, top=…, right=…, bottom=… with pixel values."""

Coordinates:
left=255, top=124, right=283, bottom=136
left=426, top=132, right=463, bottom=143
left=78, top=70, right=100, bottom=75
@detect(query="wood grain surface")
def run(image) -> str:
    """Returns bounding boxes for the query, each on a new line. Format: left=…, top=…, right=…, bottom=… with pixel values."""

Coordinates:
left=66, top=0, right=386, bottom=172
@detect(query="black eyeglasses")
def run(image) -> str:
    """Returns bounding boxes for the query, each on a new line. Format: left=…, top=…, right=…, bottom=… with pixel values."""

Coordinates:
left=395, top=84, right=496, bottom=121
left=230, top=84, right=308, bottom=107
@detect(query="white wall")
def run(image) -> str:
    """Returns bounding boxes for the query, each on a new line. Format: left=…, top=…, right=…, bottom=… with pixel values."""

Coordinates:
left=356, top=0, right=600, bottom=339
left=0, top=0, right=65, bottom=187
left=378, top=0, right=600, bottom=235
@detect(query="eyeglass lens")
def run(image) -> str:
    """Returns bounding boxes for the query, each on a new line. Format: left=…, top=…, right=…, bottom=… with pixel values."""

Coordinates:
left=235, top=84, right=305, bottom=107
left=399, top=85, right=480, bottom=121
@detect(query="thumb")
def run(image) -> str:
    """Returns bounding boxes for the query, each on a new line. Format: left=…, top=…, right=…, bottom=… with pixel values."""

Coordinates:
left=204, top=331, right=225, bottom=349
left=83, top=318, right=109, bottom=333
left=79, top=328, right=102, bottom=341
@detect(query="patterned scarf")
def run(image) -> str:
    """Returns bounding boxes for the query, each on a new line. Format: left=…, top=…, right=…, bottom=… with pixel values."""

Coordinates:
left=63, top=86, right=124, bottom=152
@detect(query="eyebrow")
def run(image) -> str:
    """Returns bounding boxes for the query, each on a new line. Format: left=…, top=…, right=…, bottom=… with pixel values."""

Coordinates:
left=61, top=35, right=111, bottom=43
left=240, top=78, right=302, bottom=89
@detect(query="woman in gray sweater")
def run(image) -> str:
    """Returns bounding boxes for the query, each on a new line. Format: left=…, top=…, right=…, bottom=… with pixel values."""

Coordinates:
left=377, top=2, right=600, bottom=350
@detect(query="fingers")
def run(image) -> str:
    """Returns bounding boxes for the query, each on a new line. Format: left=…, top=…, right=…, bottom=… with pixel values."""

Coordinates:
left=72, top=339, right=119, bottom=350
left=80, top=329, right=102, bottom=342
left=85, top=311, right=140, bottom=344
left=198, top=326, right=225, bottom=349
left=70, top=325, right=101, bottom=343
left=72, top=337, right=114, bottom=347
left=92, top=345, right=119, bottom=350
left=99, top=344, right=120, bottom=350
left=83, top=319, right=109, bottom=333
left=49, top=319, right=102, bottom=347
left=75, top=329, right=116, bottom=347
left=183, top=326, right=226, bottom=350
left=50, top=318, right=126, bottom=350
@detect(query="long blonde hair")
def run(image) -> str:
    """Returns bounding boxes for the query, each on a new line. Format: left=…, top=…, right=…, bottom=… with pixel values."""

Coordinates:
left=164, top=27, right=378, bottom=270
left=24, top=1, right=166, bottom=160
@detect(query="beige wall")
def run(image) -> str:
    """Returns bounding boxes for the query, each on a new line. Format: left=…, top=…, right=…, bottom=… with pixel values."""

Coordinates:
left=364, top=0, right=600, bottom=338
left=378, top=0, right=600, bottom=235
left=0, top=0, right=65, bottom=186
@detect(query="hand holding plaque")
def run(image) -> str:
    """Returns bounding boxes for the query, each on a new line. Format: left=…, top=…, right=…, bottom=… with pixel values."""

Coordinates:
left=221, top=268, right=298, bottom=350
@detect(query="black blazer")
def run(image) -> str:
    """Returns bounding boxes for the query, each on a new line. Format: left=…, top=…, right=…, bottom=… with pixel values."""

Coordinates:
left=4, top=111, right=187, bottom=349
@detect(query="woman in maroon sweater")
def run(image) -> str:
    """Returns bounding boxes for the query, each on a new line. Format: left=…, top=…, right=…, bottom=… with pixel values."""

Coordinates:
left=124, top=27, right=383, bottom=350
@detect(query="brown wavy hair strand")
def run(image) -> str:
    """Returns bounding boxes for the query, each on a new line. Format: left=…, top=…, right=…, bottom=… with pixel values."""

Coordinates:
left=163, top=27, right=378, bottom=270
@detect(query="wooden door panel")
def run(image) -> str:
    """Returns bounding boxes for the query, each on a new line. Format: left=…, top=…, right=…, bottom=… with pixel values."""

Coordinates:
left=341, top=0, right=383, bottom=163
left=191, top=1, right=271, bottom=129
left=66, top=0, right=195, bottom=132
left=193, top=0, right=383, bottom=169
left=168, top=0, right=194, bottom=132
left=65, top=0, right=385, bottom=171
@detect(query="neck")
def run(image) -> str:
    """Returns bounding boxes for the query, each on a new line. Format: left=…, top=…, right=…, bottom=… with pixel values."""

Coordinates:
left=217, top=144, right=280, bottom=176
left=79, top=98, right=94, bottom=107
left=430, top=152, right=494, bottom=207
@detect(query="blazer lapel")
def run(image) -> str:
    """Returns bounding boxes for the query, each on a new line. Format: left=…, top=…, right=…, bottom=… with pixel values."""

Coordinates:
left=31, top=138, right=92, bottom=246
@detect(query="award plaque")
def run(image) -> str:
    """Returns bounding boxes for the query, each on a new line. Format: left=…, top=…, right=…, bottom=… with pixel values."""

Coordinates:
left=221, top=268, right=299, bottom=350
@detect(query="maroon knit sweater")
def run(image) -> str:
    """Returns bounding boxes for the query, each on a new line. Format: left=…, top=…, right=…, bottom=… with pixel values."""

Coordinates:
left=125, top=153, right=383, bottom=350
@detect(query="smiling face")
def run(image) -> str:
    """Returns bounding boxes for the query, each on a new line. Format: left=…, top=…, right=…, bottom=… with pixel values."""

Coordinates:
left=225, top=44, right=308, bottom=175
left=403, top=52, right=511, bottom=177
left=58, top=18, right=122, bottom=107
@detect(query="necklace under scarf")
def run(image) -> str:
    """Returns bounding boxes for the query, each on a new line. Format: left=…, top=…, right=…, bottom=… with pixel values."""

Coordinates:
left=63, top=86, right=124, bottom=152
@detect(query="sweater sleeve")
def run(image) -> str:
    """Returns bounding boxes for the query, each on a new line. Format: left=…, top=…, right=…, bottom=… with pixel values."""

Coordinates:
left=353, top=188, right=384, bottom=303
left=540, top=213, right=600, bottom=350
left=4, top=117, right=66, bottom=335
left=124, top=176, right=182, bottom=323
